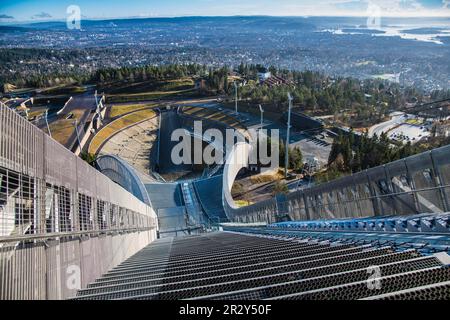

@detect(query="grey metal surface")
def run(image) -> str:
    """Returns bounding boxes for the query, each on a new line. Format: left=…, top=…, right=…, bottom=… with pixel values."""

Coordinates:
left=73, top=231, right=450, bottom=300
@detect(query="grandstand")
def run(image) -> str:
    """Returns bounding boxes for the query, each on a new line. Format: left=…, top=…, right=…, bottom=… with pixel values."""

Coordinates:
left=88, top=108, right=157, bottom=156
left=95, top=117, right=159, bottom=180
left=180, top=106, right=251, bottom=141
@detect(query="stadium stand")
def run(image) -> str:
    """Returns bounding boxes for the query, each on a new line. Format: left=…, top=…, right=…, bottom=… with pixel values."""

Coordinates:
left=95, top=117, right=158, bottom=179
left=180, top=106, right=250, bottom=141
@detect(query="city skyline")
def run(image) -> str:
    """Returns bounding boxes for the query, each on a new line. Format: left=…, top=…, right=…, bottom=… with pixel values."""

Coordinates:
left=1, top=0, right=450, bottom=22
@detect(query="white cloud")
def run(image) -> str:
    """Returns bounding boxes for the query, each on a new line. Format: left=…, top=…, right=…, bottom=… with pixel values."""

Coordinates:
left=31, top=12, right=52, bottom=19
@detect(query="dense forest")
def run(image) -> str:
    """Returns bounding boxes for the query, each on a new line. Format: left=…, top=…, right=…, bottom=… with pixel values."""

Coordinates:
left=328, top=131, right=421, bottom=173
left=322, top=130, right=450, bottom=184
left=232, top=63, right=450, bottom=128
left=3, top=50, right=450, bottom=121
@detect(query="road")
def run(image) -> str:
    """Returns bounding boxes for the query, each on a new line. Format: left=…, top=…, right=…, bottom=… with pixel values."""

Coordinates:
left=368, top=111, right=405, bottom=137
left=45, top=90, right=97, bottom=150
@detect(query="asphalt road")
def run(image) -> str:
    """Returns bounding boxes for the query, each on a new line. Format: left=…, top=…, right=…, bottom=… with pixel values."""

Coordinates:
left=59, top=90, right=97, bottom=150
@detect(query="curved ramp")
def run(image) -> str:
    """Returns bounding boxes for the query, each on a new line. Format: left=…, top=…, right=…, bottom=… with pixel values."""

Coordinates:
left=96, top=154, right=152, bottom=206
left=193, top=175, right=227, bottom=222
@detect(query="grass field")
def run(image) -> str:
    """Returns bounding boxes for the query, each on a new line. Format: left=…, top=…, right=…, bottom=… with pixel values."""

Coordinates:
left=89, top=108, right=156, bottom=154
left=106, top=88, right=197, bottom=103
left=48, top=120, right=76, bottom=146
left=109, top=103, right=157, bottom=118
left=182, top=106, right=246, bottom=130
left=27, top=107, right=47, bottom=119
left=103, top=78, right=199, bottom=103
left=405, top=118, right=424, bottom=125
left=235, top=200, right=255, bottom=207
left=105, top=78, right=194, bottom=94
left=39, top=85, right=87, bottom=95
left=47, top=109, right=86, bottom=146
left=250, top=171, right=284, bottom=184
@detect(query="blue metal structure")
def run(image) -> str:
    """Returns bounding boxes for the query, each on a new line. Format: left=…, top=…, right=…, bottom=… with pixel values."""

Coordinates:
left=223, top=213, right=450, bottom=255
left=271, top=213, right=450, bottom=234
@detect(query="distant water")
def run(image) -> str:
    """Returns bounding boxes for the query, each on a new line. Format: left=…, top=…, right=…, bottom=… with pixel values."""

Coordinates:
left=317, top=17, right=450, bottom=45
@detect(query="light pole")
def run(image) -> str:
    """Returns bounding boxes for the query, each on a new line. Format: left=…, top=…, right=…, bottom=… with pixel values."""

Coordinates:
left=73, top=119, right=81, bottom=151
left=45, top=109, right=52, bottom=138
left=258, top=104, right=264, bottom=130
left=285, top=93, right=293, bottom=179
left=233, top=81, right=238, bottom=114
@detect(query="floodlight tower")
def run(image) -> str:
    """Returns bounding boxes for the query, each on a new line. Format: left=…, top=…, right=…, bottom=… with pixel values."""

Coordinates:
left=45, top=109, right=52, bottom=138
left=73, top=119, right=81, bottom=151
left=285, top=93, right=293, bottom=179
left=234, top=81, right=238, bottom=114
left=259, top=104, right=264, bottom=130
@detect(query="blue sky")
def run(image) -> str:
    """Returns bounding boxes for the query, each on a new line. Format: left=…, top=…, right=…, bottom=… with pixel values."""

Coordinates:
left=0, top=0, right=449, bottom=21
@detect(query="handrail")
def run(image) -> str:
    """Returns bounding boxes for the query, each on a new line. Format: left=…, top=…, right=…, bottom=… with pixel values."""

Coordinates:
left=0, top=226, right=156, bottom=244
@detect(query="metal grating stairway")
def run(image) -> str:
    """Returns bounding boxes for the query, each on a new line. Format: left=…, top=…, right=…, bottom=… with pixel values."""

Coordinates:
left=73, top=231, right=450, bottom=300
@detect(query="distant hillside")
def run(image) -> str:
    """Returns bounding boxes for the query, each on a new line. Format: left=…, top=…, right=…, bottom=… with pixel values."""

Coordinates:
left=0, top=25, right=31, bottom=32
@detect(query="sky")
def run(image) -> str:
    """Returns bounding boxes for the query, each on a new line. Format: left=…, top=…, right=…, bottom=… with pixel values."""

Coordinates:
left=0, top=0, right=450, bottom=22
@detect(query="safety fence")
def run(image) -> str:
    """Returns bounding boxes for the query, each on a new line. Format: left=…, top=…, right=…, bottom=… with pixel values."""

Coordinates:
left=0, top=104, right=158, bottom=299
left=228, top=144, right=450, bottom=224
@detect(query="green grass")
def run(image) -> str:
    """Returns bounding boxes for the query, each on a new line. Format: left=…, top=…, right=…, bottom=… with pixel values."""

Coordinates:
left=109, top=103, right=157, bottom=118
left=106, top=88, right=197, bottom=103
left=235, top=200, right=254, bottom=207
left=405, top=118, right=424, bottom=125
left=48, top=109, right=86, bottom=146
left=105, top=78, right=194, bottom=94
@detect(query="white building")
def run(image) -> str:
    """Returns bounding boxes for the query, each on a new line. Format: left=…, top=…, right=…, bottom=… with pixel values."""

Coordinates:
left=257, top=71, right=272, bottom=83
